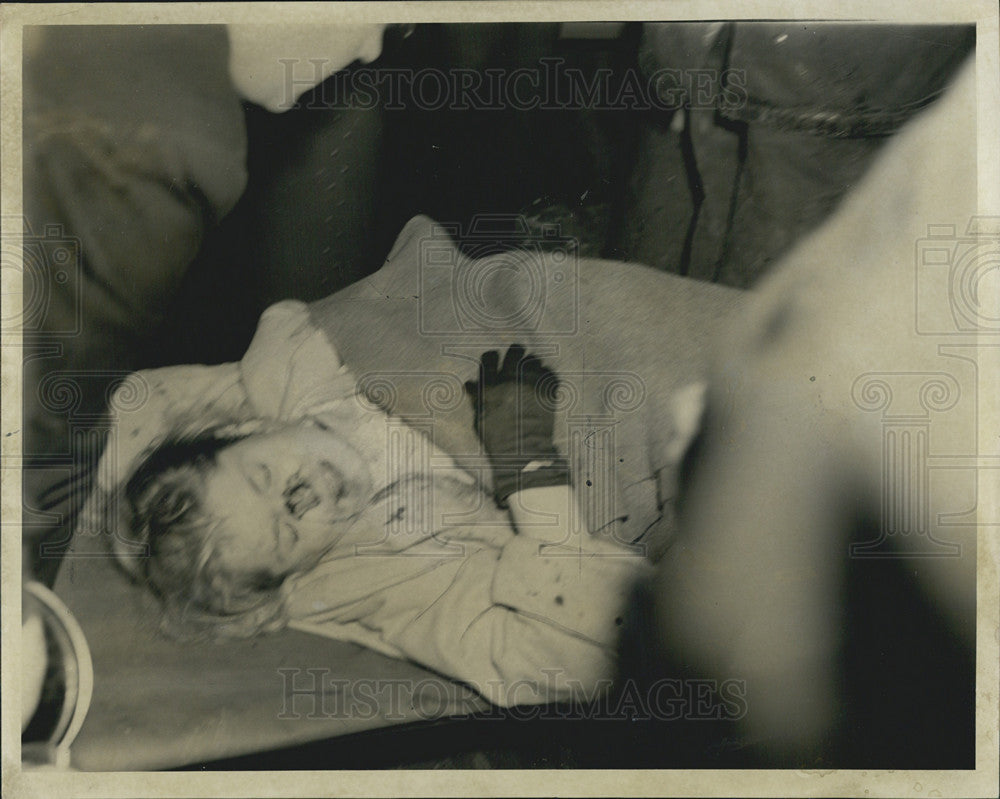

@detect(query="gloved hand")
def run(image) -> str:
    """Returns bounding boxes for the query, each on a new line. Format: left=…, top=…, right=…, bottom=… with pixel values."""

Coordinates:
left=464, top=344, right=569, bottom=503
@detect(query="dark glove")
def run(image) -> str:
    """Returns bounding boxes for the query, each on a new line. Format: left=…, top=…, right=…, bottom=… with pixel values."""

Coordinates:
left=464, top=344, right=569, bottom=503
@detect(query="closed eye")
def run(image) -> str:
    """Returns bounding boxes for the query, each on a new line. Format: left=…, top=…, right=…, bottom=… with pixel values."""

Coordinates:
left=274, top=519, right=300, bottom=554
left=247, top=463, right=272, bottom=494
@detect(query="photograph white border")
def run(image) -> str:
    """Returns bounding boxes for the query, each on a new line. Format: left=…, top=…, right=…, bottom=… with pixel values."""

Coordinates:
left=2, top=2, right=997, bottom=797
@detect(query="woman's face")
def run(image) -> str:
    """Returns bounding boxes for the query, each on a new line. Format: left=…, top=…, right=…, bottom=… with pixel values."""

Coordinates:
left=201, top=426, right=373, bottom=577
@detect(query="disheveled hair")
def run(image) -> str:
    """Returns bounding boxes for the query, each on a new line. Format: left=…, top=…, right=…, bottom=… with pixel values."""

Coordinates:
left=122, top=429, right=290, bottom=640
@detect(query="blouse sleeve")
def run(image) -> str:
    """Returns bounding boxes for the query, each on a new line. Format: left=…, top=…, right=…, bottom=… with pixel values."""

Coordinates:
left=296, top=482, right=653, bottom=708
left=378, top=534, right=650, bottom=707
left=96, top=362, right=250, bottom=496
left=239, top=299, right=357, bottom=420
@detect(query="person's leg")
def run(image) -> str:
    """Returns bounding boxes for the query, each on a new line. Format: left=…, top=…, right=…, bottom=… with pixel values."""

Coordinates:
left=717, top=131, right=883, bottom=287
left=619, top=22, right=974, bottom=288
left=714, top=22, right=974, bottom=288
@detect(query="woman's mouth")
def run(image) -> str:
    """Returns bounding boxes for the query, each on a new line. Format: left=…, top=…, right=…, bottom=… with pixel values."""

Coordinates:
left=318, top=460, right=350, bottom=506
left=285, top=477, right=320, bottom=518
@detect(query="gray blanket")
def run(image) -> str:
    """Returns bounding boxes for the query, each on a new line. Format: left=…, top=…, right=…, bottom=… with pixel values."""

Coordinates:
left=311, top=215, right=744, bottom=556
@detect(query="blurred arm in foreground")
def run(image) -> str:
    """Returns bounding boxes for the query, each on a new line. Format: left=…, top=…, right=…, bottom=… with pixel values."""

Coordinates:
left=652, top=58, right=990, bottom=766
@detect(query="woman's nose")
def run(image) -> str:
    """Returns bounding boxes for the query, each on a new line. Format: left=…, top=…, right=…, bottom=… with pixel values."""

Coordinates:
left=273, top=517, right=299, bottom=560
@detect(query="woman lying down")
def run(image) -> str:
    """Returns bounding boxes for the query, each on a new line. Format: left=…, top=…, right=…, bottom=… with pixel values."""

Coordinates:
left=95, top=301, right=654, bottom=708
